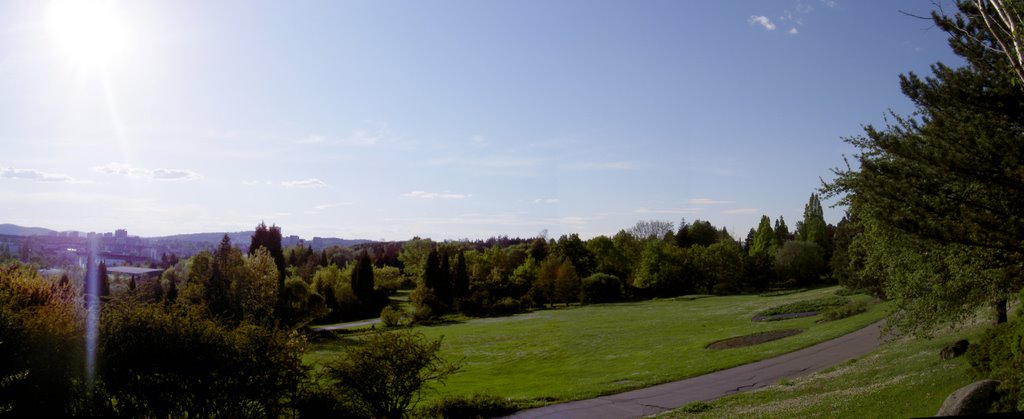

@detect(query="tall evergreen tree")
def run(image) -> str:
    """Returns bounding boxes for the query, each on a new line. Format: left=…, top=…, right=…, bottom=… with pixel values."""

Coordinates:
left=750, top=215, right=775, bottom=256
left=205, top=234, right=234, bottom=318
left=827, top=1, right=1024, bottom=331
left=249, top=222, right=285, bottom=282
left=351, top=250, right=375, bottom=303
left=98, top=260, right=110, bottom=298
left=773, top=216, right=790, bottom=248
left=798, top=193, right=828, bottom=247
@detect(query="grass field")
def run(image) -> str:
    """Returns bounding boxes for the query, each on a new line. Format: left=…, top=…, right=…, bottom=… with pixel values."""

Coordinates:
left=660, top=320, right=987, bottom=418
left=306, top=286, right=888, bottom=407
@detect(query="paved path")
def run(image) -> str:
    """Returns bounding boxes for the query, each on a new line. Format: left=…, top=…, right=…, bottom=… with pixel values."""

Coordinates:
left=507, top=321, right=884, bottom=419
left=309, top=318, right=382, bottom=331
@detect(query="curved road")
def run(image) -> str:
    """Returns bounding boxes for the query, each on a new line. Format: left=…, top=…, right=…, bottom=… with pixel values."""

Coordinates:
left=507, top=321, right=884, bottom=419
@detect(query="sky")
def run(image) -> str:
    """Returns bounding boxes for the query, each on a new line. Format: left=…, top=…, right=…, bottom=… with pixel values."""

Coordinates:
left=0, top=0, right=964, bottom=241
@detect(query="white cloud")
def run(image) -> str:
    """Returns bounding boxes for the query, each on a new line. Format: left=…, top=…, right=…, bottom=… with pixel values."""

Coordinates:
left=92, top=163, right=201, bottom=181
left=724, top=208, right=759, bottom=214
left=295, top=127, right=389, bottom=147
left=242, top=180, right=275, bottom=186
left=281, top=178, right=326, bottom=188
left=533, top=198, right=560, bottom=204
left=748, top=15, right=776, bottom=31
left=404, top=190, right=470, bottom=199
left=0, top=167, right=78, bottom=183
left=821, top=0, right=838, bottom=8
left=688, top=198, right=734, bottom=205
left=788, top=27, right=799, bottom=35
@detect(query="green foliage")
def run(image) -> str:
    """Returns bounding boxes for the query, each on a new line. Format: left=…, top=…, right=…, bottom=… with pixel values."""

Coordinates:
left=633, top=239, right=699, bottom=297
left=820, top=300, right=869, bottom=322
left=323, top=330, right=460, bottom=419
left=374, top=265, right=405, bottom=294
left=774, top=241, right=827, bottom=287
left=399, top=237, right=435, bottom=282
left=280, top=276, right=328, bottom=327
left=797, top=193, right=828, bottom=247
left=233, top=246, right=279, bottom=325
left=99, top=300, right=306, bottom=417
left=679, top=401, right=712, bottom=413
left=755, top=296, right=849, bottom=318
left=966, top=317, right=1024, bottom=411
left=773, top=217, right=790, bottom=249
left=552, top=258, right=581, bottom=304
left=0, top=262, right=84, bottom=416
left=422, top=393, right=517, bottom=419
left=700, top=241, right=745, bottom=295
left=552, top=233, right=595, bottom=278
left=381, top=305, right=411, bottom=328
left=750, top=215, right=775, bottom=256
left=579, top=273, right=623, bottom=304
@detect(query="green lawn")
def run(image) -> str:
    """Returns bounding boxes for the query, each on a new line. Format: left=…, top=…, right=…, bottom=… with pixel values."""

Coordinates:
left=661, top=322, right=987, bottom=418
left=306, top=287, right=888, bottom=407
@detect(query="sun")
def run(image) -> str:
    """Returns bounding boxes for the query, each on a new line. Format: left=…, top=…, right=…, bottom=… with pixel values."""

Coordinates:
left=45, top=0, right=130, bottom=69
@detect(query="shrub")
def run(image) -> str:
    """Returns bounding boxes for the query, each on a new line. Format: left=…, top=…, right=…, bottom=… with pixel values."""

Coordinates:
left=579, top=273, right=623, bottom=304
left=322, top=329, right=460, bottom=419
left=422, top=393, right=518, bottom=418
left=754, top=296, right=849, bottom=318
left=380, top=305, right=410, bottom=328
left=966, top=318, right=1024, bottom=411
left=821, top=300, right=869, bottom=321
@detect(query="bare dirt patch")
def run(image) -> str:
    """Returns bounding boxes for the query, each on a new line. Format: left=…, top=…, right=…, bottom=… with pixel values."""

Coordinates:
left=705, top=329, right=804, bottom=350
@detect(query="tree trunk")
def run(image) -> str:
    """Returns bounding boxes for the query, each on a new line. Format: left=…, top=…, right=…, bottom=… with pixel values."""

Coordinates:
left=994, top=298, right=1008, bottom=325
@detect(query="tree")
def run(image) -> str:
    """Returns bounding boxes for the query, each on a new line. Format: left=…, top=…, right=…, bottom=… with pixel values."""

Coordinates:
left=700, top=241, right=745, bottom=294
left=552, top=258, right=581, bottom=304
left=628, top=220, right=675, bottom=240
left=826, top=1, right=1024, bottom=331
left=579, top=273, right=623, bottom=304
left=99, top=301, right=305, bottom=417
left=351, top=250, right=376, bottom=304
left=233, top=246, right=280, bottom=325
left=797, top=193, right=828, bottom=247
left=98, top=260, right=110, bottom=298
left=552, top=234, right=595, bottom=278
left=935, top=0, right=1024, bottom=86
left=774, top=241, right=828, bottom=287
left=249, top=222, right=286, bottom=281
left=773, top=216, right=790, bottom=249
left=749, top=215, right=775, bottom=256
left=323, top=330, right=459, bottom=419
left=452, top=251, right=469, bottom=301
left=683, top=220, right=719, bottom=247
left=205, top=235, right=238, bottom=319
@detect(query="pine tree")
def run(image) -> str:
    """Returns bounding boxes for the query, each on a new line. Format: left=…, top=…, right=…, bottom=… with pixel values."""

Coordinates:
left=351, top=250, right=375, bottom=303
left=798, top=193, right=828, bottom=247
left=750, top=215, right=775, bottom=256
left=452, top=251, right=469, bottom=300
left=98, top=260, right=110, bottom=298
left=773, top=216, right=790, bottom=249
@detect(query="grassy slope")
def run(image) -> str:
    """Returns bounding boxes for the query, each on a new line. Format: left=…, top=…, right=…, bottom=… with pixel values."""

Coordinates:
left=661, top=322, right=988, bottom=418
left=306, top=287, right=887, bottom=406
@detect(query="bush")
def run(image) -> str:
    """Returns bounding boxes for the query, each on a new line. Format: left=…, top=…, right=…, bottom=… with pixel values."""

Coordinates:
left=422, top=393, right=518, bottom=418
left=754, top=296, right=849, bottom=318
left=99, top=301, right=306, bottom=417
left=0, top=262, right=84, bottom=416
left=820, top=300, right=868, bottom=321
left=579, top=273, right=623, bottom=304
left=380, top=305, right=410, bottom=328
left=966, top=318, right=1024, bottom=411
left=322, top=329, right=460, bottom=419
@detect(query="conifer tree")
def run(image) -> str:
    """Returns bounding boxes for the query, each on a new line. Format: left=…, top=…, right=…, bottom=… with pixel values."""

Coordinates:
left=750, top=215, right=775, bottom=256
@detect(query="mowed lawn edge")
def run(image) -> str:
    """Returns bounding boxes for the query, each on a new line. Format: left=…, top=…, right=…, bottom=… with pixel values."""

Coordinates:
left=305, top=286, right=889, bottom=407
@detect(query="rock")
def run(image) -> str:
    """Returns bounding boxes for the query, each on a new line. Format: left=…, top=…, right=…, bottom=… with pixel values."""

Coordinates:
left=936, top=379, right=1000, bottom=416
left=939, top=339, right=970, bottom=360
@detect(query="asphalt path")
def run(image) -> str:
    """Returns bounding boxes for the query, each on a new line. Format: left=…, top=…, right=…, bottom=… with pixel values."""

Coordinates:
left=507, top=321, right=884, bottom=419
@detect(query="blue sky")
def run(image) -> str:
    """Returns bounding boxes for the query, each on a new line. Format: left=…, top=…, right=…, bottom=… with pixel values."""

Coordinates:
left=0, top=0, right=961, bottom=241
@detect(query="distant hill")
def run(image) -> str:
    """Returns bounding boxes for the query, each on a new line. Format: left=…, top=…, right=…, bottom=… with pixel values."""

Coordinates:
left=148, top=232, right=372, bottom=249
left=150, top=231, right=255, bottom=245
left=0, top=223, right=58, bottom=236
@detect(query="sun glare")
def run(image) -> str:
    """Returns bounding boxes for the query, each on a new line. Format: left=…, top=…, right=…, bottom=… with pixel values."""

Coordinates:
left=45, top=0, right=130, bottom=69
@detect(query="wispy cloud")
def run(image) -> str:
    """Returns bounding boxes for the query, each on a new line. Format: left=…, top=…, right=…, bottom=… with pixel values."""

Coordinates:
left=788, top=27, right=799, bottom=35
left=295, top=127, right=390, bottom=147
left=404, top=190, right=471, bottom=199
left=281, top=178, right=326, bottom=188
left=92, top=163, right=201, bottom=181
left=821, top=0, right=838, bottom=8
left=569, top=161, right=634, bottom=171
left=0, top=167, right=79, bottom=183
left=534, top=198, right=560, bottom=204
left=748, top=15, right=777, bottom=31
left=724, top=208, right=759, bottom=214
left=688, top=198, right=734, bottom=205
